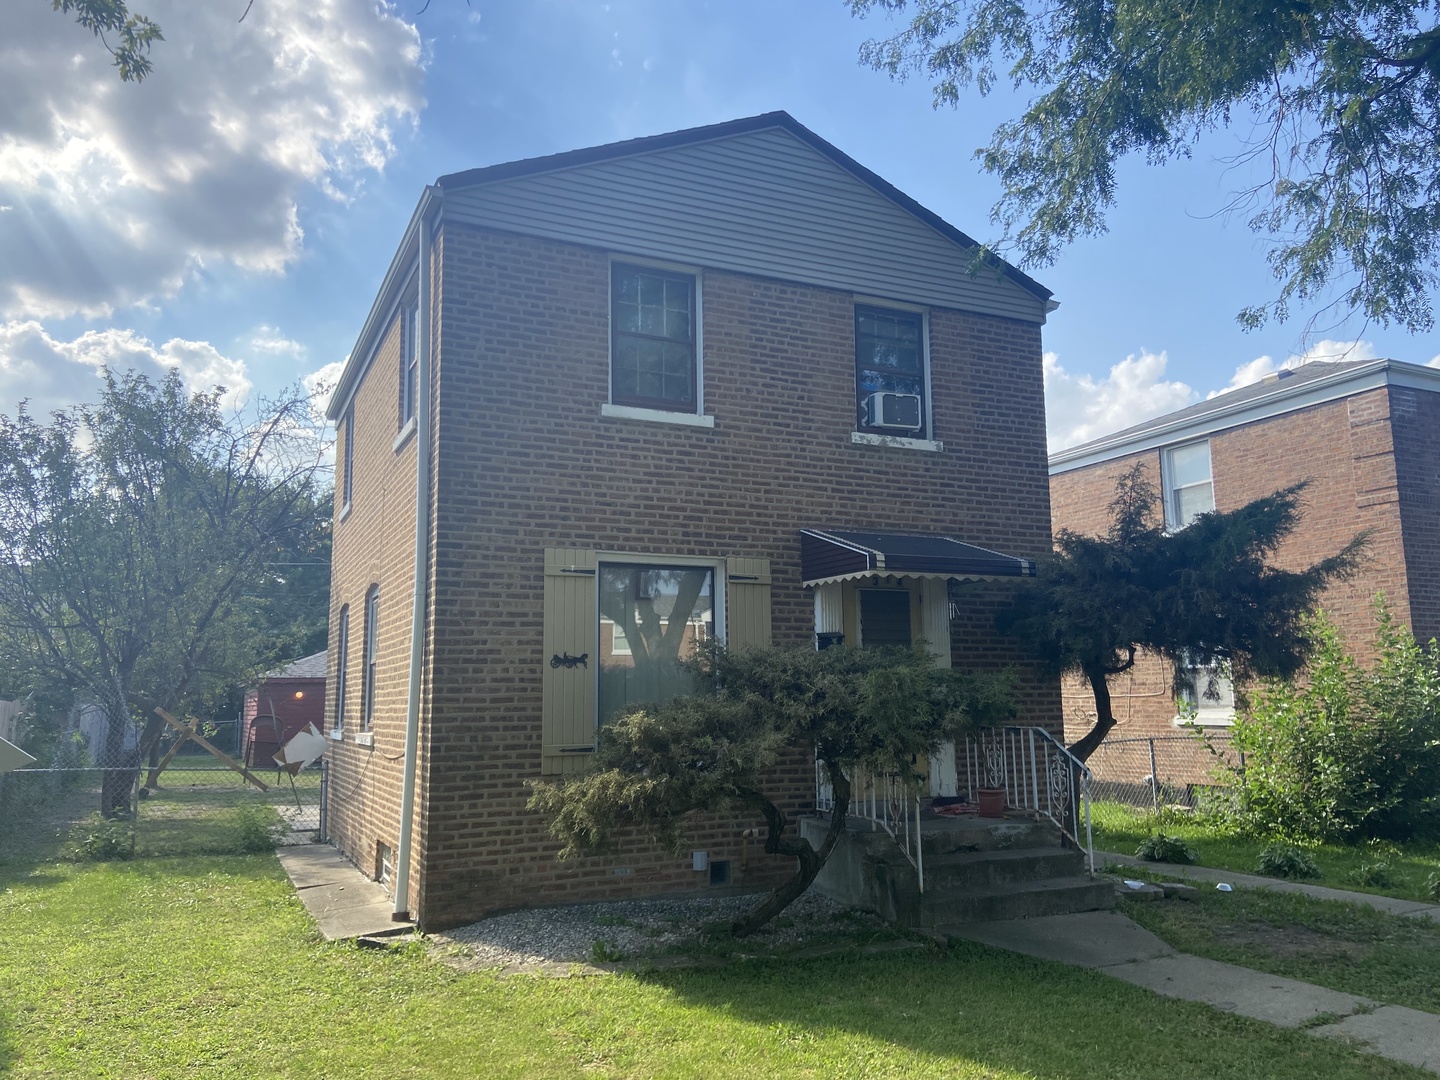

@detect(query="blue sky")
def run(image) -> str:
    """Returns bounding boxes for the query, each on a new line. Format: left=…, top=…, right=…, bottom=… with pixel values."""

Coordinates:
left=3, top=0, right=1436, bottom=451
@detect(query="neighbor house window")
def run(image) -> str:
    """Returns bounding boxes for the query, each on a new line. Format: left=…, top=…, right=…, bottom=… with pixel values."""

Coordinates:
left=361, top=586, right=379, bottom=731
left=611, top=264, right=697, bottom=412
left=1163, top=440, right=1214, bottom=529
left=855, top=305, right=927, bottom=437
left=341, top=407, right=354, bottom=510
left=598, top=563, right=713, bottom=725
left=1176, top=651, right=1236, bottom=725
left=399, top=301, right=419, bottom=428
left=333, top=605, right=349, bottom=734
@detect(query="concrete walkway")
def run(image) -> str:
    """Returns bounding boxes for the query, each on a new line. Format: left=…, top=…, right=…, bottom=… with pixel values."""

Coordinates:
left=944, top=910, right=1439, bottom=1074
left=1099, top=851, right=1440, bottom=921
left=276, top=844, right=413, bottom=941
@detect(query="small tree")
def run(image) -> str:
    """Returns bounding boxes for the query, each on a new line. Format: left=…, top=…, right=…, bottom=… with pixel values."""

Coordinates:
left=529, top=642, right=1016, bottom=937
left=998, top=465, right=1366, bottom=761
left=0, top=369, right=329, bottom=815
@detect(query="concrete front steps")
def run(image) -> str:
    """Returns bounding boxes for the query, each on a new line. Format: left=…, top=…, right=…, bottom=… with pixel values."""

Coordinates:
left=800, top=811, right=1114, bottom=929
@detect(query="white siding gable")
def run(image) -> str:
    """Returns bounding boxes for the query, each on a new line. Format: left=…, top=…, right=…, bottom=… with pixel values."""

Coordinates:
left=442, top=127, right=1047, bottom=324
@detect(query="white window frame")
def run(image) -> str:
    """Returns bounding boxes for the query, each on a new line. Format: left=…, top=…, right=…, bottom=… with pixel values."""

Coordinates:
left=605, top=256, right=706, bottom=423
left=360, top=586, right=379, bottom=733
left=331, top=605, right=349, bottom=739
left=399, top=298, right=419, bottom=430
left=1174, top=651, right=1236, bottom=727
left=851, top=296, right=934, bottom=444
left=1162, top=439, right=1215, bottom=530
left=340, top=407, right=354, bottom=518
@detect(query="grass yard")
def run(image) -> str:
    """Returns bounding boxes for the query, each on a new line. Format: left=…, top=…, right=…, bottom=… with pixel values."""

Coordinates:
left=1092, top=802, right=1440, bottom=902
left=0, top=853, right=1431, bottom=1079
left=1120, top=887, right=1440, bottom=1014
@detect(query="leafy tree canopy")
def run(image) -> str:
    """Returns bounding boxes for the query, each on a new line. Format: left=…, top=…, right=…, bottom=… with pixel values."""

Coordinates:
left=530, top=641, right=1016, bottom=936
left=997, top=465, right=1365, bottom=759
left=0, top=369, right=330, bottom=813
left=52, top=0, right=163, bottom=82
left=853, top=0, right=1440, bottom=332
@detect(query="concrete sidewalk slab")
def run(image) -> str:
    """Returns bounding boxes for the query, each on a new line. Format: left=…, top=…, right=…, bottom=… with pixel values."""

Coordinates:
left=1099, top=852, right=1440, bottom=919
left=1107, top=953, right=1374, bottom=1028
left=943, top=910, right=1173, bottom=968
left=1317, top=1006, right=1440, bottom=1073
left=276, top=844, right=412, bottom=941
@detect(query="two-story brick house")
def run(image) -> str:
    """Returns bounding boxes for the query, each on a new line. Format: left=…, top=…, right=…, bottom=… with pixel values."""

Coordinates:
left=1049, top=357, right=1440, bottom=743
left=322, top=112, right=1061, bottom=930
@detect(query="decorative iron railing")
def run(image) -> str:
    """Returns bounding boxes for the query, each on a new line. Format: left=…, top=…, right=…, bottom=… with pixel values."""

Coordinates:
left=814, top=762, right=925, bottom=892
left=812, top=726, right=1096, bottom=896
left=960, top=726, right=1095, bottom=874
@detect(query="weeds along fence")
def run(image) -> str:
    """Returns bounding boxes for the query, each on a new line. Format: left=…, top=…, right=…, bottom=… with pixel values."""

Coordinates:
left=0, top=756, right=323, bottom=863
left=1084, top=732, right=1240, bottom=831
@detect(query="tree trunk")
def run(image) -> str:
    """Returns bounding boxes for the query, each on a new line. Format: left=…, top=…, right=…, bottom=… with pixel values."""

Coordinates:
left=731, top=760, right=852, bottom=938
left=1067, top=662, right=1118, bottom=763
left=99, top=700, right=139, bottom=819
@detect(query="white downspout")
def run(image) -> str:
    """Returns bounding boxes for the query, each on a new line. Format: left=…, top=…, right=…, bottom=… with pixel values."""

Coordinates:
left=393, top=186, right=440, bottom=922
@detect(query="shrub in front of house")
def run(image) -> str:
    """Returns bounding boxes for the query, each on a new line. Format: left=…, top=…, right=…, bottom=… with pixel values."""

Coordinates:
left=1227, top=605, right=1440, bottom=843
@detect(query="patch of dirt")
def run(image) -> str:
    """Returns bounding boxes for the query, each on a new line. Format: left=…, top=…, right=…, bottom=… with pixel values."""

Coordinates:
left=1208, top=920, right=1369, bottom=960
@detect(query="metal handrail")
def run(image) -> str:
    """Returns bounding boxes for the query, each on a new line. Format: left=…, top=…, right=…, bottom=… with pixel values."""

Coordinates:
left=815, top=761, right=925, bottom=892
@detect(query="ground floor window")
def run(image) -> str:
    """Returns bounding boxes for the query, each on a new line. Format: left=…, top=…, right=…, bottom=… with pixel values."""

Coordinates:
left=598, top=563, right=714, bottom=725
left=1177, top=652, right=1235, bottom=725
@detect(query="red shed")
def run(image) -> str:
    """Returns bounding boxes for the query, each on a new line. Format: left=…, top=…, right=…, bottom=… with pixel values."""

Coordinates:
left=242, top=651, right=327, bottom=769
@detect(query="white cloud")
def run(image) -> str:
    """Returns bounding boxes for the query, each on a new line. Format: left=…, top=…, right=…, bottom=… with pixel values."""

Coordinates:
left=0, top=0, right=423, bottom=320
left=1044, top=350, right=1197, bottom=452
left=249, top=326, right=308, bottom=357
left=0, top=320, right=251, bottom=419
left=1208, top=339, right=1380, bottom=398
left=302, top=359, right=345, bottom=420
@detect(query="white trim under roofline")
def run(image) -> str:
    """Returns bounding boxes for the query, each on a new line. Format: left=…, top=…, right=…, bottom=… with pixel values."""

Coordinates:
left=1049, top=359, right=1440, bottom=475
left=326, top=186, right=442, bottom=423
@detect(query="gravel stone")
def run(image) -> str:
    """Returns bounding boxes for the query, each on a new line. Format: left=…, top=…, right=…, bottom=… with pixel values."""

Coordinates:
left=432, top=889, right=879, bottom=969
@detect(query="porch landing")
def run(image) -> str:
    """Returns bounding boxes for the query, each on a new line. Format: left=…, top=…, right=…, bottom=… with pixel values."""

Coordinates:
left=800, top=810, right=1113, bottom=928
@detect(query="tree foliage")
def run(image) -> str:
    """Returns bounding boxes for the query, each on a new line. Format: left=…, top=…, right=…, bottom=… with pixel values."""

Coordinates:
left=0, top=369, right=330, bottom=814
left=52, top=0, right=163, bottom=82
left=529, top=642, right=1016, bottom=936
left=1228, top=604, right=1440, bottom=842
left=853, top=0, right=1440, bottom=332
left=997, top=464, right=1365, bottom=760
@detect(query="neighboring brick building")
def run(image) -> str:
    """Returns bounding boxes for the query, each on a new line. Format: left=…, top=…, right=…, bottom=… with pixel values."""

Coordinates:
left=322, top=113, right=1060, bottom=929
left=1049, top=358, right=1440, bottom=743
left=241, top=651, right=327, bottom=769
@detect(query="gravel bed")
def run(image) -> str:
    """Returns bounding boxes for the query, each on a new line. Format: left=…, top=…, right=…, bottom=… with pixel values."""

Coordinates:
left=433, top=889, right=882, bottom=969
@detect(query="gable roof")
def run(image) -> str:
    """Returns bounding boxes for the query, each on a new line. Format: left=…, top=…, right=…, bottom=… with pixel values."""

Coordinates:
left=328, top=113, right=1052, bottom=421
left=261, top=651, right=328, bottom=681
left=436, top=112, right=1052, bottom=305
left=1050, top=357, right=1440, bottom=474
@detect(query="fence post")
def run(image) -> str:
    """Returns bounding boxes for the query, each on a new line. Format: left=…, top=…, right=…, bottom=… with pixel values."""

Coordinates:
left=1148, top=737, right=1159, bottom=812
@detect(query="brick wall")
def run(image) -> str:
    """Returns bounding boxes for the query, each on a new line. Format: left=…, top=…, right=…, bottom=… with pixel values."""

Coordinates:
left=333, top=221, right=1058, bottom=929
left=1049, top=388, right=1417, bottom=743
left=1392, top=385, right=1440, bottom=646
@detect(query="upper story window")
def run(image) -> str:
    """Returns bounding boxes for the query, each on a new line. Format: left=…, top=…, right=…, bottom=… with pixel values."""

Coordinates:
left=341, top=407, right=354, bottom=511
left=361, top=586, right=379, bottom=731
left=611, top=263, right=697, bottom=413
left=399, top=301, right=419, bottom=428
left=855, top=304, right=928, bottom=438
left=1163, top=440, right=1214, bottom=529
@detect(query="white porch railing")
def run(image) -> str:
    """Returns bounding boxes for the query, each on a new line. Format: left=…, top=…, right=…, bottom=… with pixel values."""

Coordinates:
left=961, top=726, right=1095, bottom=875
left=814, top=762, right=925, bottom=892
left=813, top=727, right=1096, bottom=897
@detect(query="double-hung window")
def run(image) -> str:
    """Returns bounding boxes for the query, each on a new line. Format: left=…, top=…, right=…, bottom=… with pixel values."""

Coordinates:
left=855, top=304, right=928, bottom=437
left=341, top=408, right=354, bottom=511
left=611, top=264, right=697, bottom=413
left=333, top=605, right=349, bottom=735
left=360, top=586, right=379, bottom=731
left=399, top=301, right=419, bottom=429
left=1163, top=441, right=1214, bottom=529
left=598, top=563, right=715, bottom=726
left=1177, top=651, right=1236, bottom=725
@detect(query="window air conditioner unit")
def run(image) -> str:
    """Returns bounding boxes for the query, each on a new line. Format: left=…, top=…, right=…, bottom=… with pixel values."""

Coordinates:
left=864, top=392, right=922, bottom=431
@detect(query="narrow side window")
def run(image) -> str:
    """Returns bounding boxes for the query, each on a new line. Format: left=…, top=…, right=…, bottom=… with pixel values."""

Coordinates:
left=361, top=586, right=379, bottom=731
left=333, top=605, right=349, bottom=733
left=341, top=408, right=355, bottom=509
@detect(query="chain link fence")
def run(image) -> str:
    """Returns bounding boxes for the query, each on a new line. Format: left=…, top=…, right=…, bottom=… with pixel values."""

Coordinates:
left=1085, top=732, right=1241, bottom=832
left=0, top=752, right=322, bottom=864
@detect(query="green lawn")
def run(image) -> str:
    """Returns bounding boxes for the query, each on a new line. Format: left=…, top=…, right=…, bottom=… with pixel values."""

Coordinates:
left=1120, top=887, right=1440, bottom=1014
left=0, top=854, right=1429, bottom=1079
left=1092, top=802, right=1440, bottom=902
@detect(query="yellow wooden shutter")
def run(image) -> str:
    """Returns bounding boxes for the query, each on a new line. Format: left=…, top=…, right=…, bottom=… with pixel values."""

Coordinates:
left=542, top=547, right=598, bottom=775
left=725, top=557, right=772, bottom=649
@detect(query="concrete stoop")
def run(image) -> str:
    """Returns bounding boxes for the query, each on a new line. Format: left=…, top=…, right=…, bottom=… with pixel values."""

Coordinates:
left=800, top=812, right=1114, bottom=928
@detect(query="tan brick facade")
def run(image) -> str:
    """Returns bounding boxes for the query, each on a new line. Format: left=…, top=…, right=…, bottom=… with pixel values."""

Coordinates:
left=1050, top=383, right=1440, bottom=744
left=326, top=217, right=1057, bottom=929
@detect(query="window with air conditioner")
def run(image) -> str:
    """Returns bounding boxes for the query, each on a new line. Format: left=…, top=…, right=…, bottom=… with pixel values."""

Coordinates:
left=855, top=304, right=928, bottom=438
